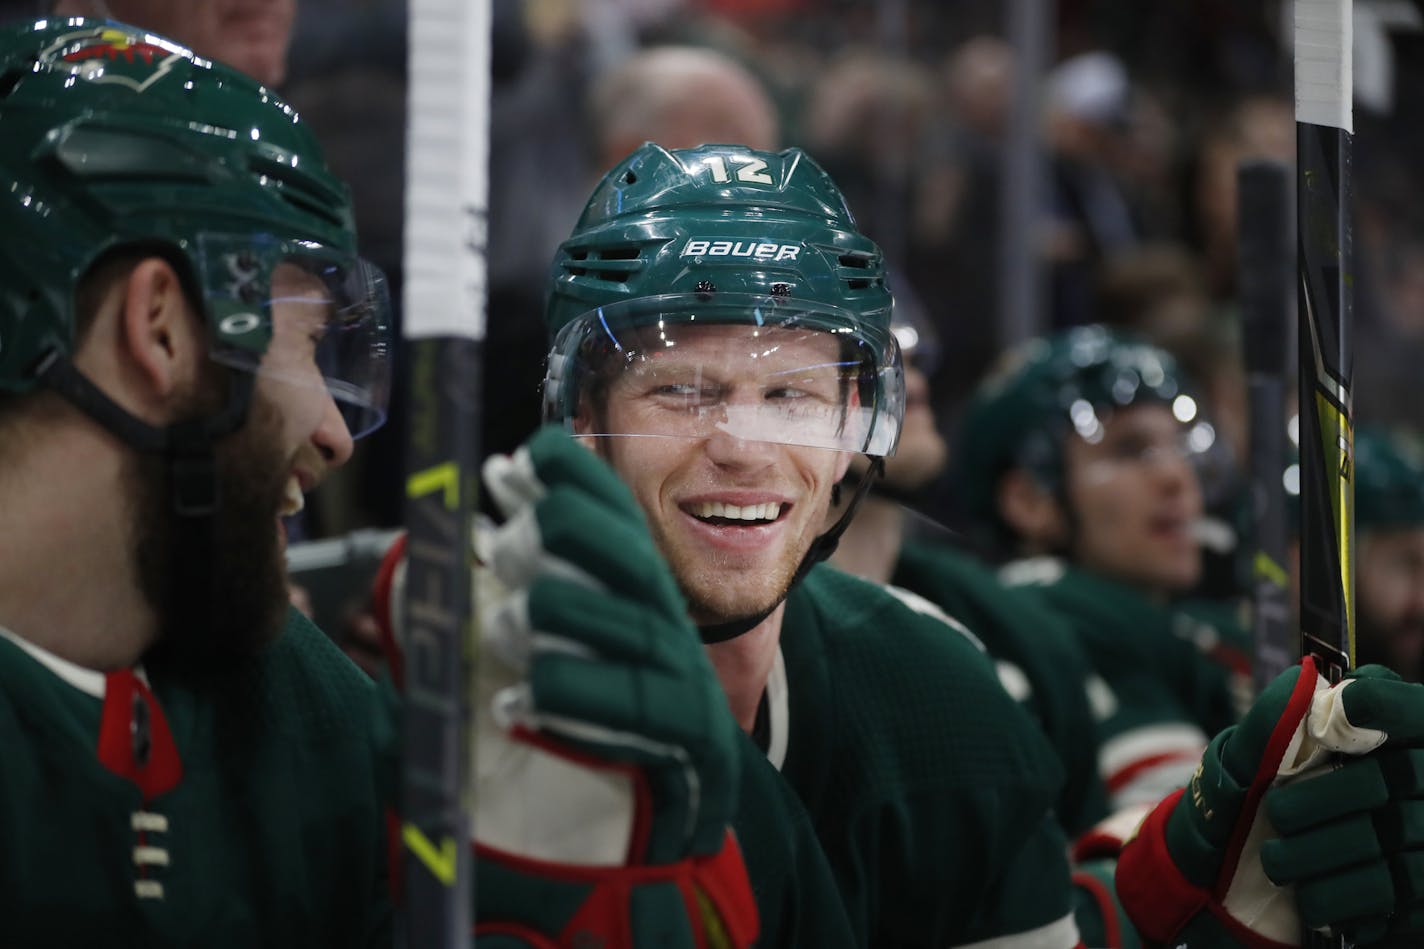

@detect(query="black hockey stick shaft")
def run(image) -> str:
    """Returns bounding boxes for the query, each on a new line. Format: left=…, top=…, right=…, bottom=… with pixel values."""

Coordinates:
left=399, top=0, right=491, bottom=942
left=1238, top=161, right=1296, bottom=693
left=1296, top=124, right=1354, bottom=689
left=1295, top=2, right=1355, bottom=945
left=399, top=336, right=480, bottom=943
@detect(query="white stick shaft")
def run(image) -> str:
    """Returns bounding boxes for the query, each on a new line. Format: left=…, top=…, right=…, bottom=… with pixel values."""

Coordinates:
left=403, top=0, right=491, bottom=340
left=1295, top=0, right=1354, bottom=132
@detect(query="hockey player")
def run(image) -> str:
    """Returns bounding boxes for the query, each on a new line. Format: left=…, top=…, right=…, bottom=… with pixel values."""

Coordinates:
left=827, top=314, right=1108, bottom=839
left=482, top=143, right=1424, bottom=946
left=0, top=18, right=394, bottom=945
left=956, top=325, right=1253, bottom=810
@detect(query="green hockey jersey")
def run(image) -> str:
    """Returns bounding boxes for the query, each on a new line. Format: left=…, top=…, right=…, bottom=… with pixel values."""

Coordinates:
left=0, top=608, right=391, bottom=948
left=999, top=557, right=1248, bottom=810
left=774, top=565, right=1080, bottom=947
left=891, top=539, right=1109, bottom=837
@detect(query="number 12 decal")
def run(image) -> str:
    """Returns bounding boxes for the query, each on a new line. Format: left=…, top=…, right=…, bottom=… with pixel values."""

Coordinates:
left=706, top=154, right=774, bottom=185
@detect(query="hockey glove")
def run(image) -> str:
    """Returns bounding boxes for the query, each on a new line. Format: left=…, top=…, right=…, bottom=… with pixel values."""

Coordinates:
left=1117, top=657, right=1424, bottom=946
left=372, top=427, right=757, bottom=947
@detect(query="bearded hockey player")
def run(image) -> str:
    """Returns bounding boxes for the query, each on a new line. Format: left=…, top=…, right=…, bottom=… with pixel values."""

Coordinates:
left=0, top=17, right=394, bottom=946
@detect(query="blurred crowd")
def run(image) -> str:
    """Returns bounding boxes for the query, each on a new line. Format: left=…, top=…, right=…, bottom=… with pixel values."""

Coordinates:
left=9, top=0, right=1424, bottom=541
left=270, top=0, right=1424, bottom=545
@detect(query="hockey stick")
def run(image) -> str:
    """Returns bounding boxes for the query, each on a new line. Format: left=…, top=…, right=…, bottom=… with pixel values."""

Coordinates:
left=1237, top=160, right=1295, bottom=693
left=1295, top=1, right=1355, bottom=945
left=398, top=0, right=491, bottom=942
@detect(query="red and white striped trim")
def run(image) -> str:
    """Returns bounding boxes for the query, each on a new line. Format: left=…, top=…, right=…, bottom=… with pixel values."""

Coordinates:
left=1100, top=722, right=1207, bottom=807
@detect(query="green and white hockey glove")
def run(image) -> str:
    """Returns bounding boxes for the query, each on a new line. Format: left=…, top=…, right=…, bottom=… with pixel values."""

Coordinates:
left=371, top=426, right=757, bottom=947
left=1116, top=657, right=1424, bottom=947
left=475, top=425, right=756, bottom=947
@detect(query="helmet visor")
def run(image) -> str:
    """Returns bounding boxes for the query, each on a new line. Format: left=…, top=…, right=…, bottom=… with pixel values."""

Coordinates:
left=544, top=293, right=903, bottom=456
left=198, top=233, right=393, bottom=439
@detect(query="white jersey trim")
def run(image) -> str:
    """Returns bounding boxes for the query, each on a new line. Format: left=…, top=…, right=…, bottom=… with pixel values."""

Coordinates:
left=0, top=625, right=106, bottom=698
left=951, top=911, right=1080, bottom=948
left=882, top=583, right=987, bottom=652
left=1099, top=722, right=1209, bottom=778
left=765, top=644, right=789, bottom=772
left=0, top=626, right=149, bottom=700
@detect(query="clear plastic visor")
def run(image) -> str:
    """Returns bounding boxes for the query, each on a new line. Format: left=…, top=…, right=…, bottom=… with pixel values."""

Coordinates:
left=544, top=294, right=903, bottom=456
left=199, top=233, right=393, bottom=440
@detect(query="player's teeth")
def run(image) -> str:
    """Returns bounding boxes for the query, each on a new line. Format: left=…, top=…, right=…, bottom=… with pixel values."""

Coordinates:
left=694, top=501, right=778, bottom=521
left=280, top=476, right=305, bottom=517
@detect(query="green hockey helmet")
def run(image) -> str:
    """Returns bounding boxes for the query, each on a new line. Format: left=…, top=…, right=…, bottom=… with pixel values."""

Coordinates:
left=543, top=143, right=903, bottom=457
left=0, top=18, right=391, bottom=439
left=956, top=324, right=1218, bottom=545
left=1355, top=426, right=1424, bottom=530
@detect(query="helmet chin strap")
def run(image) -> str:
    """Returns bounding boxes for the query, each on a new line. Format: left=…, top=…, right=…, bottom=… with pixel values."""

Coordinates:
left=35, top=348, right=253, bottom=647
left=696, top=456, right=886, bottom=644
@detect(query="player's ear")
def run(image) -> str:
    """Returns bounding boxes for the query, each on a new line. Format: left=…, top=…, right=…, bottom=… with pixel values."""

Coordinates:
left=997, top=467, right=1068, bottom=551
left=119, top=257, right=204, bottom=403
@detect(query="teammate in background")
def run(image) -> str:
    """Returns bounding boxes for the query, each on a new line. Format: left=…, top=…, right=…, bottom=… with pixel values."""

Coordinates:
left=827, top=314, right=1108, bottom=840
left=826, top=316, right=1136, bottom=943
left=1352, top=427, right=1424, bottom=682
left=955, top=325, right=1253, bottom=811
left=49, top=0, right=296, bottom=88
left=469, top=143, right=1424, bottom=947
left=0, top=18, right=390, bottom=946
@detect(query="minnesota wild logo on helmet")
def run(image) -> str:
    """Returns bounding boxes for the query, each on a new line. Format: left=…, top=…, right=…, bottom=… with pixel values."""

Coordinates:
left=0, top=17, right=391, bottom=438
left=543, top=143, right=904, bottom=458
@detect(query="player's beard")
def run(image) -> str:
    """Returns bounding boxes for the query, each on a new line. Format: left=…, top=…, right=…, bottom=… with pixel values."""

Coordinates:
left=130, top=384, right=291, bottom=670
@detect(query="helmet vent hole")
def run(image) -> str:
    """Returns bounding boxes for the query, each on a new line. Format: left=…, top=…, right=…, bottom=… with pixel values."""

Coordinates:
left=770, top=283, right=792, bottom=297
left=695, top=280, right=716, bottom=296
left=838, top=253, right=873, bottom=270
left=623, top=170, right=638, bottom=184
left=585, top=245, right=641, bottom=283
left=847, top=278, right=871, bottom=290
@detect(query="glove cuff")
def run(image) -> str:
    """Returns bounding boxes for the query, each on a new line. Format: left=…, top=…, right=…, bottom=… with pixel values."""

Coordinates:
left=1072, top=802, right=1156, bottom=862
left=476, top=829, right=758, bottom=948
left=371, top=531, right=408, bottom=687
left=1117, top=788, right=1208, bottom=942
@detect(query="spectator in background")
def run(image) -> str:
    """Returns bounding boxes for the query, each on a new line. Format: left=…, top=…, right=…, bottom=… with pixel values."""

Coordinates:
left=50, top=0, right=296, bottom=87
left=1187, top=94, right=1294, bottom=302
left=1042, top=50, right=1144, bottom=328
left=589, top=43, right=779, bottom=163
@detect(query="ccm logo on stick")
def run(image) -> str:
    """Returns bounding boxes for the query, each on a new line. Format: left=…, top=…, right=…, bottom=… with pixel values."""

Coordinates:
left=681, top=239, right=801, bottom=261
